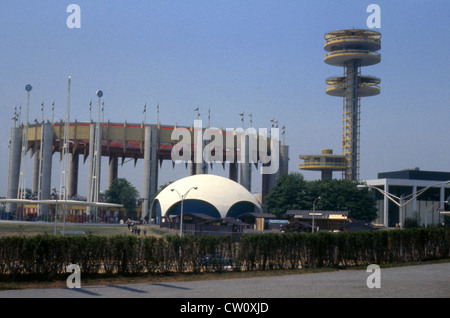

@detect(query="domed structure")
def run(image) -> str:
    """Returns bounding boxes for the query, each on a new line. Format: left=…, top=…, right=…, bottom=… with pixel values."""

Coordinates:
left=151, top=174, right=262, bottom=222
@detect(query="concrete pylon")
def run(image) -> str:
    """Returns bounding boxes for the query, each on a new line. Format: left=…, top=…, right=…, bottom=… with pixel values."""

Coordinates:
left=87, top=123, right=102, bottom=217
left=108, top=155, right=118, bottom=189
left=6, top=127, right=22, bottom=214
left=229, top=160, right=238, bottom=182
left=142, top=126, right=158, bottom=220
left=279, top=145, right=289, bottom=177
left=39, top=123, right=53, bottom=216
left=239, top=134, right=251, bottom=192
left=68, top=152, right=79, bottom=198
left=32, top=151, right=40, bottom=195
left=86, top=123, right=95, bottom=216
left=261, top=141, right=287, bottom=205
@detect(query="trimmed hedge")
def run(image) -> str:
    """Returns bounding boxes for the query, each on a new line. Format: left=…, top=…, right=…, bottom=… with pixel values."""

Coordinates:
left=0, top=228, right=449, bottom=281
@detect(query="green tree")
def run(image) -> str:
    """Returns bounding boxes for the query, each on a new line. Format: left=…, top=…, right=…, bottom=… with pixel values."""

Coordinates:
left=156, top=181, right=174, bottom=196
left=264, top=173, right=309, bottom=218
left=265, top=173, right=377, bottom=222
left=105, top=178, right=139, bottom=219
left=306, top=179, right=377, bottom=222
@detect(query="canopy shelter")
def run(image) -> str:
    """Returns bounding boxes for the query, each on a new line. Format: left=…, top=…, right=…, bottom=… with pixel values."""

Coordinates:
left=286, top=210, right=348, bottom=232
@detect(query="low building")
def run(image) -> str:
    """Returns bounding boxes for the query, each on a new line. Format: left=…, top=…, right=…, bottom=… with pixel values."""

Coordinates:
left=163, top=212, right=250, bottom=236
left=238, top=212, right=276, bottom=231
left=152, top=174, right=262, bottom=227
left=285, top=210, right=348, bottom=232
left=364, top=169, right=450, bottom=228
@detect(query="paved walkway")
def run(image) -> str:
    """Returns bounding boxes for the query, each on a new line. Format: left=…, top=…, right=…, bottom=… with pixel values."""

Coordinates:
left=1, top=263, right=449, bottom=298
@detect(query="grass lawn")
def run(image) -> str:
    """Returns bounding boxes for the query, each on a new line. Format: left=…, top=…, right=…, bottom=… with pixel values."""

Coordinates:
left=0, top=221, right=178, bottom=238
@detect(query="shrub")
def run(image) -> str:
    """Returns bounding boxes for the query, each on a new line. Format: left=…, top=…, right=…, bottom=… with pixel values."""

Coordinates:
left=0, top=228, right=448, bottom=281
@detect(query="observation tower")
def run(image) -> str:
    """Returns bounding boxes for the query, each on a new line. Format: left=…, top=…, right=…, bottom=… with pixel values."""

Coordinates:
left=299, top=149, right=346, bottom=180
left=324, top=29, right=381, bottom=181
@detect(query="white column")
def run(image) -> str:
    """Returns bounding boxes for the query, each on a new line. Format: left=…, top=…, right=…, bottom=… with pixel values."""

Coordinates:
left=142, top=126, right=158, bottom=220
left=6, top=127, right=22, bottom=214
left=383, top=180, right=389, bottom=228
left=39, top=123, right=54, bottom=216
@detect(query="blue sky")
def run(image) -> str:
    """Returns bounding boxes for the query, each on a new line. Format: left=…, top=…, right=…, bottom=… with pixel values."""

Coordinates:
left=0, top=1, right=449, bottom=197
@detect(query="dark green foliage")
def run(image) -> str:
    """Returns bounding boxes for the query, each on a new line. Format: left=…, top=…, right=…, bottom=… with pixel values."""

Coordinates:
left=0, top=228, right=448, bottom=281
left=265, top=173, right=377, bottom=222
left=404, top=217, right=419, bottom=228
left=105, top=178, right=139, bottom=219
left=264, top=173, right=309, bottom=218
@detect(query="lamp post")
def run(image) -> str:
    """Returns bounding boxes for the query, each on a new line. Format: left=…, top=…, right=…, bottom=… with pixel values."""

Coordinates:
left=312, top=196, right=321, bottom=233
left=357, top=180, right=450, bottom=228
left=171, top=186, right=198, bottom=236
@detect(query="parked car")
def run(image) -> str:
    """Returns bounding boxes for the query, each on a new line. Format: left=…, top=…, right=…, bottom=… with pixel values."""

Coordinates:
left=198, top=254, right=233, bottom=271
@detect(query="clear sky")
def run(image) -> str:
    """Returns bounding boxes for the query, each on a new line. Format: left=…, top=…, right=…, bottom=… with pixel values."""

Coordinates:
left=0, top=0, right=449, bottom=197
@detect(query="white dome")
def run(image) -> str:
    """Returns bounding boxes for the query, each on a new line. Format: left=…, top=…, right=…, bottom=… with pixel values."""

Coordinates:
left=153, top=174, right=261, bottom=219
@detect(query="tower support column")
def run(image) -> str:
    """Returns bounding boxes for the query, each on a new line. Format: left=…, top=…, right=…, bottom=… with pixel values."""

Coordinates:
left=108, top=155, right=118, bottom=189
left=32, top=151, right=40, bottom=195
left=240, top=134, right=251, bottom=192
left=68, top=152, right=79, bottom=198
left=87, top=123, right=95, bottom=216
left=343, top=59, right=360, bottom=181
left=39, top=123, right=54, bottom=216
left=142, top=126, right=158, bottom=220
left=6, top=127, right=22, bottom=215
left=279, top=145, right=289, bottom=177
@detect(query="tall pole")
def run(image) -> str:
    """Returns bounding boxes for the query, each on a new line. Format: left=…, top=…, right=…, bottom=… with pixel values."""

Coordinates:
left=51, top=101, right=55, bottom=124
left=312, top=196, right=321, bottom=233
left=171, top=186, right=198, bottom=236
left=93, top=90, right=103, bottom=222
left=89, top=100, right=92, bottom=122
left=60, top=76, right=71, bottom=233
left=157, top=103, right=159, bottom=125
left=19, top=85, right=32, bottom=199
left=17, top=84, right=32, bottom=220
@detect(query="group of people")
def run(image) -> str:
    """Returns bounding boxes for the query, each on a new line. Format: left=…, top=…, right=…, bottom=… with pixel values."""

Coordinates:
left=126, top=218, right=147, bottom=236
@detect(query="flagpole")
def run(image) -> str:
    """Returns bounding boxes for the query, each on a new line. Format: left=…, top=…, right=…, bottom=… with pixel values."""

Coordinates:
left=157, top=103, right=159, bottom=125
left=89, top=100, right=92, bottom=122
left=194, top=107, right=200, bottom=121
left=41, top=101, right=44, bottom=123
left=51, top=101, right=55, bottom=124
left=144, top=102, right=147, bottom=125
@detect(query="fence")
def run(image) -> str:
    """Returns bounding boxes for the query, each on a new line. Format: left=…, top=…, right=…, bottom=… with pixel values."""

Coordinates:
left=160, top=221, right=245, bottom=237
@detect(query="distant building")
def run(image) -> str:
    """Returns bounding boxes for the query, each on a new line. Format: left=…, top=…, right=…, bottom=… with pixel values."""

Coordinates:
left=364, top=169, right=450, bottom=228
left=285, top=210, right=348, bottom=232
left=152, top=174, right=262, bottom=224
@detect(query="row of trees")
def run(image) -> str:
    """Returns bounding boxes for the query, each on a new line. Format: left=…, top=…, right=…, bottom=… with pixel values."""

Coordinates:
left=264, top=173, right=377, bottom=222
